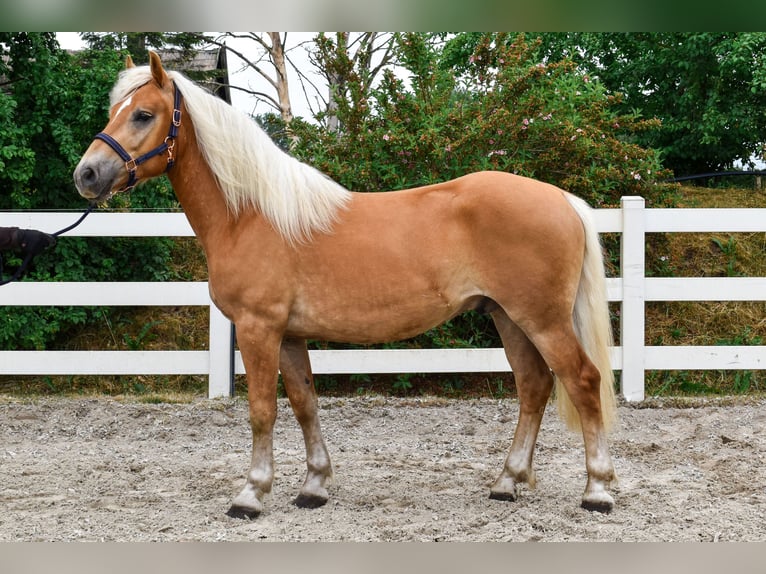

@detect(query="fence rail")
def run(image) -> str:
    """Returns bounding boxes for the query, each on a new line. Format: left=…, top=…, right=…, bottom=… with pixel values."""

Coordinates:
left=3, top=197, right=766, bottom=401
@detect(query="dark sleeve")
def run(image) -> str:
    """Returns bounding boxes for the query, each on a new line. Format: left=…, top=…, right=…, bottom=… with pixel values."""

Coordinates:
left=0, top=227, right=21, bottom=250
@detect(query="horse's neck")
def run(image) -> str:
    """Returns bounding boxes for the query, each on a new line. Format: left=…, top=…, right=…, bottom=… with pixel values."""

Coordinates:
left=166, top=125, right=236, bottom=253
left=168, top=172, right=222, bottom=241
left=167, top=118, right=284, bottom=271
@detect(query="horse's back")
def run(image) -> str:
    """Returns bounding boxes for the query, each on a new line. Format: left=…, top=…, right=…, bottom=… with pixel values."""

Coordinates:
left=390, top=171, right=585, bottom=257
left=348, top=170, right=576, bottom=228
left=320, top=171, right=584, bottom=276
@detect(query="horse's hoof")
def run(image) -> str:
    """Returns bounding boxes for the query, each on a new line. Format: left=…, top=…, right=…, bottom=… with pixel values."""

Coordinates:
left=489, top=475, right=520, bottom=502
left=580, top=498, right=613, bottom=514
left=489, top=490, right=518, bottom=502
left=293, top=493, right=328, bottom=509
left=226, top=505, right=261, bottom=520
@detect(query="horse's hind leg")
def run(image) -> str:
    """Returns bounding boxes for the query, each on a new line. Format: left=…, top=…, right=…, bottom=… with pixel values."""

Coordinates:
left=489, top=310, right=554, bottom=502
left=531, top=326, right=616, bottom=513
left=279, top=337, right=333, bottom=509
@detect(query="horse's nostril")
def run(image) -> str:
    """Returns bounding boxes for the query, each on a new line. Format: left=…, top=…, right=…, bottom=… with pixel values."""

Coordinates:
left=81, top=166, right=96, bottom=184
left=74, top=164, right=99, bottom=191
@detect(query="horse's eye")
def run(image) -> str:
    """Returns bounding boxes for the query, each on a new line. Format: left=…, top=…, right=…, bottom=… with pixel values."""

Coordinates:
left=133, top=110, right=153, bottom=123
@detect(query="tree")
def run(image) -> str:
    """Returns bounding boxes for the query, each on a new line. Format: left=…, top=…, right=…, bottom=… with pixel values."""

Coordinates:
left=204, top=33, right=397, bottom=132
left=309, top=32, right=396, bottom=132
left=1, top=33, right=59, bottom=209
left=203, top=32, right=297, bottom=125
left=532, top=32, right=766, bottom=176
left=80, top=33, right=204, bottom=67
left=293, top=33, right=673, bottom=208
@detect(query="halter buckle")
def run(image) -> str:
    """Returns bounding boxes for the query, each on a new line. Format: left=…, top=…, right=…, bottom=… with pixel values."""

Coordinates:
left=164, top=137, right=176, bottom=167
left=125, top=158, right=137, bottom=172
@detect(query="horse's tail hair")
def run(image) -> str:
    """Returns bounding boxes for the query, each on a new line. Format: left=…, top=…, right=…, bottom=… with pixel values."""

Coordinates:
left=555, top=193, right=617, bottom=433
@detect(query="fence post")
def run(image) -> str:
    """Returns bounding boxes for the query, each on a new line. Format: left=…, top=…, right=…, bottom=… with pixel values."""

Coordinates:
left=620, top=196, right=646, bottom=401
left=208, top=300, right=234, bottom=398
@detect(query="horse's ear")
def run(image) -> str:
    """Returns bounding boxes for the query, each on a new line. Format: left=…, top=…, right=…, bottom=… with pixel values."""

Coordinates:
left=149, top=51, right=169, bottom=88
left=125, top=55, right=135, bottom=68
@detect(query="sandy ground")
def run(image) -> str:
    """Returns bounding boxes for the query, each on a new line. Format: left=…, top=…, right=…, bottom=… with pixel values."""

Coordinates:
left=1, top=394, right=765, bottom=542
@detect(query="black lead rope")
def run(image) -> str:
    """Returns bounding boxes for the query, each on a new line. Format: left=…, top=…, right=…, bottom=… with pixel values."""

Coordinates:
left=0, top=203, right=96, bottom=286
left=51, top=203, right=96, bottom=238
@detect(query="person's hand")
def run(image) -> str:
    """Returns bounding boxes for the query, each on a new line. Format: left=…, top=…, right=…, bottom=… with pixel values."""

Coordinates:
left=19, top=229, right=57, bottom=256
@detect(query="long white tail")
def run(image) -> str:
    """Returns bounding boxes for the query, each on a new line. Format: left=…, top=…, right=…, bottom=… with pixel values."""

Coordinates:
left=556, top=193, right=617, bottom=432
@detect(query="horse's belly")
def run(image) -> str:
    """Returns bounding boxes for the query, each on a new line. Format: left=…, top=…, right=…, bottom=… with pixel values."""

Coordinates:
left=286, top=288, right=476, bottom=344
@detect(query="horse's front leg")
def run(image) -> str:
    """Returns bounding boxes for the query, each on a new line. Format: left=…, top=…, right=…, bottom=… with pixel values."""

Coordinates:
left=280, top=337, right=333, bottom=508
left=227, top=323, right=282, bottom=519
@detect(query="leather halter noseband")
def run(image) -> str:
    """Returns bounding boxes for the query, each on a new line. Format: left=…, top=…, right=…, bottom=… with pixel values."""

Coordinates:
left=93, top=81, right=182, bottom=191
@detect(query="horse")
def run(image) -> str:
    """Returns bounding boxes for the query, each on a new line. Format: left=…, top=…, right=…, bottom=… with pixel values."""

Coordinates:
left=74, top=52, right=618, bottom=518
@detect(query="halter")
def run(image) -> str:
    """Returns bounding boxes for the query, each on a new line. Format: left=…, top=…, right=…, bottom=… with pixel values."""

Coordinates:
left=93, top=81, right=183, bottom=191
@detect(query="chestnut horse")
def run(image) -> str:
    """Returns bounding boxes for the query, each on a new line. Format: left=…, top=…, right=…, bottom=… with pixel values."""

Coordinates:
left=74, top=52, right=617, bottom=518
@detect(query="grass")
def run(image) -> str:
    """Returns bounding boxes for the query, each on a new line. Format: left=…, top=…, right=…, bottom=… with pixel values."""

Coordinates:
left=643, top=183, right=766, bottom=396
left=4, top=184, right=766, bottom=400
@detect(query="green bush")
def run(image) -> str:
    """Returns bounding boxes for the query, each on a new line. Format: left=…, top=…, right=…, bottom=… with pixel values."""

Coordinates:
left=0, top=34, right=180, bottom=350
left=293, top=33, right=676, bottom=208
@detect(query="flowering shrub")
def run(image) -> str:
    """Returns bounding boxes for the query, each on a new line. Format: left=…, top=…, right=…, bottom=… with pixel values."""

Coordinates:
left=293, top=33, right=676, bottom=208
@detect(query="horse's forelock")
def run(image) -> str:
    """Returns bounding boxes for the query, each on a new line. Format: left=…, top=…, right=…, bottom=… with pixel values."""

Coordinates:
left=109, top=66, right=154, bottom=106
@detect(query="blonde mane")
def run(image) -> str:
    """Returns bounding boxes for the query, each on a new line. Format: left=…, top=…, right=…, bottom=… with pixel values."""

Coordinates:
left=110, top=65, right=351, bottom=244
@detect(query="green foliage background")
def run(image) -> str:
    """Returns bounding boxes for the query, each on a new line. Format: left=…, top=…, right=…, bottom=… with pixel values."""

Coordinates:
left=531, top=32, right=766, bottom=176
left=293, top=33, right=674, bottom=209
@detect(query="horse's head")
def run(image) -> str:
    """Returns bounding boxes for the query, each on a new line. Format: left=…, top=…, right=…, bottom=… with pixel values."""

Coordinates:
left=74, top=52, right=182, bottom=203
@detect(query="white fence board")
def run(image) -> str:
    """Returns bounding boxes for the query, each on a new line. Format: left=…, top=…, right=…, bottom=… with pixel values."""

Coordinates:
left=0, top=282, right=210, bottom=306
left=234, top=348, right=512, bottom=375
left=619, top=196, right=647, bottom=402
left=646, top=278, right=766, bottom=302
left=3, top=203, right=766, bottom=401
left=0, top=212, right=194, bottom=236
left=645, top=346, right=766, bottom=370
left=645, top=208, right=766, bottom=232
left=234, top=347, right=626, bottom=375
left=3, top=350, right=209, bottom=375
left=591, top=209, right=622, bottom=232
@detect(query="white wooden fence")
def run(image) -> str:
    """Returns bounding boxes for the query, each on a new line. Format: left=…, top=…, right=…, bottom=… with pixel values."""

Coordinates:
left=3, top=196, right=766, bottom=402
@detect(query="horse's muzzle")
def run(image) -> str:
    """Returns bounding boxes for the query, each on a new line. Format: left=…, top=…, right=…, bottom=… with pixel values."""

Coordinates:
left=73, top=159, right=117, bottom=202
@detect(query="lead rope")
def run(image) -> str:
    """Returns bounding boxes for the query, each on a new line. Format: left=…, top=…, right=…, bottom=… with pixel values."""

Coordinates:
left=0, top=203, right=96, bottom=286
left=50, top=203, right=96, bottom=238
